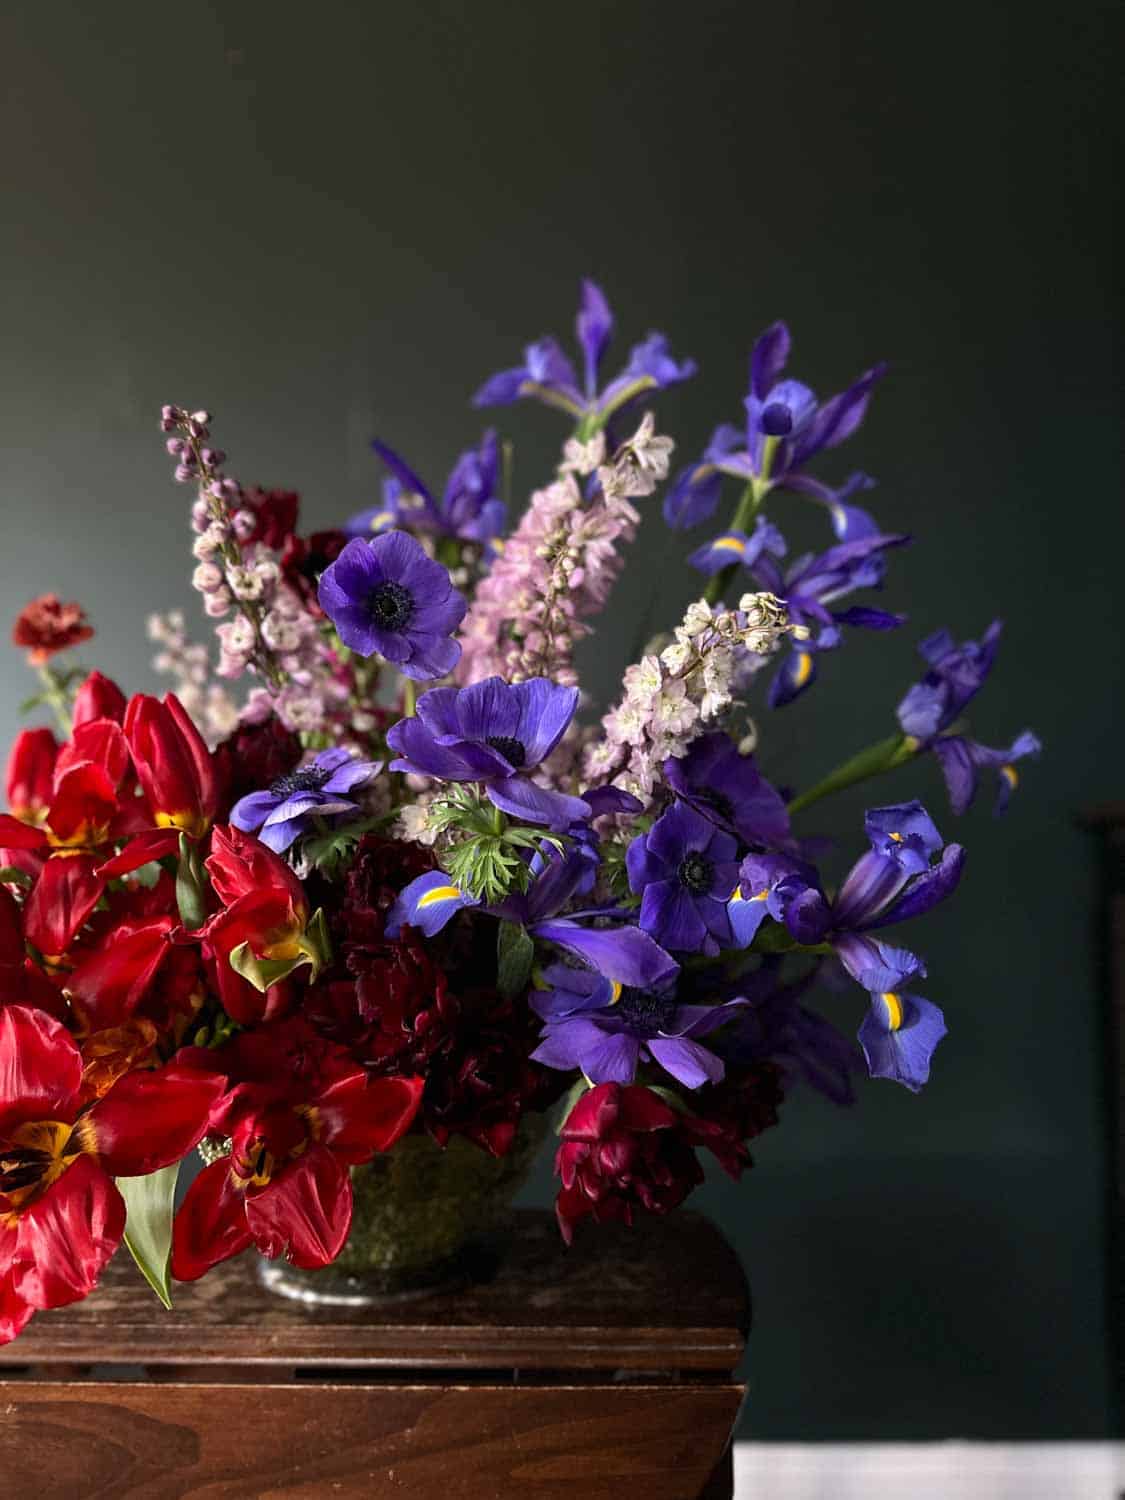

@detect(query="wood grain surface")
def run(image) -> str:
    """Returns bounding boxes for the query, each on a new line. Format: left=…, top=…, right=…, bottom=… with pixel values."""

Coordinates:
left=0, top=1381, right=743, bottom=1498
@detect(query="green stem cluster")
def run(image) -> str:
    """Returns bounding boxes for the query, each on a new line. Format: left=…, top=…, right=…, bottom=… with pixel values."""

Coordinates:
left=702, top=436, right=779, bottom=606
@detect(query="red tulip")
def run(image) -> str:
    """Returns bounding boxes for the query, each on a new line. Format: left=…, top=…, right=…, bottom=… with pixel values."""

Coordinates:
left=0, top=1006, right=223, bottom=1342
left=123, top=694, right=219, bottom=838
left=72, top=671, right=127, bottom=729
left=172, top=1020, right=423, bottom=1279
left=5, top=727, right=57, bottom=822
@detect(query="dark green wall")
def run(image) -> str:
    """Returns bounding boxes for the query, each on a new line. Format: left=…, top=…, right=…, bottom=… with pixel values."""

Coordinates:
left=1, top=0, right=1120, bottom=1439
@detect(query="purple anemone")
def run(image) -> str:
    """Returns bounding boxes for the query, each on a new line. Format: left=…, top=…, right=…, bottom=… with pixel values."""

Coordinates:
left=626, top=802, right=740, bottom=956
left=229, top=748, right=381, bottom=853
left=317, top=530, right=466, bottom=680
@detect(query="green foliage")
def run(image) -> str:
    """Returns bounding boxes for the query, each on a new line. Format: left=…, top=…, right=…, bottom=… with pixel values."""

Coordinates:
left=175, top=833, right=207, bottom=930
left=119, top=1161, right=180, bottom=1310
left=428, top=785, right=567, bottom=903
left=304, top=811, right=397, bottom=879
left=496, top=921, right=534, bottom=999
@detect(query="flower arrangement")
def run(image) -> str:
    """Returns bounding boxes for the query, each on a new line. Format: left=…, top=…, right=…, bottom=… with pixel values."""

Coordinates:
left=0, top=280, right=1038, bottom=1342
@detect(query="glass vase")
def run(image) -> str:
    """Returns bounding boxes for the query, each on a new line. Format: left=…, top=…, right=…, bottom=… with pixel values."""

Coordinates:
left=257, top=1113, right=548, bottom=1306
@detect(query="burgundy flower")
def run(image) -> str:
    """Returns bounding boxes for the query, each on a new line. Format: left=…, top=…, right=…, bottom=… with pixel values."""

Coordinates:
left=683, top=1062, right=785, bottom=1179
left=280, top=529, right=349, bottom=615
left=12, top=595, right=94, bottom=665
left=424, top=987, right=563, bottom=1157
left=554, top=1082, right=704, bottom=1244
left=240, top=487, right=301, bottom=550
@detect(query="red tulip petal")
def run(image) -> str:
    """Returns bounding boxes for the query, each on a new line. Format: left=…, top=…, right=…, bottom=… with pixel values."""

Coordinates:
left=66, top=916, right=176, bottom=1026
left=45, top=761, right=118, bottom=844
left=0, top=886, right=22, bottom=965
left=0, top=1270, right=35, bottom=1344
left=12, top=1154, right=124, bottom=1310
left=54, top=720, right=130, bottom=790
left=5, top=727, right=57, bottom=816
left=96, top=829, right=181, bottom=879
left=0, top=813, right=48, bottom=851
left=245, top=1144, right=351, bottom=1270
left=72, top=672, right=127, bottom=729
left=316, top=1072, right=424, bottom=1163
left=0, top=1005, right=82, bottom=1133
left=23, top=854, right=105, bottom=957
left=171, top=1158, right=252, bottom=1281
left=78, top=1063, right=225, bottom=1176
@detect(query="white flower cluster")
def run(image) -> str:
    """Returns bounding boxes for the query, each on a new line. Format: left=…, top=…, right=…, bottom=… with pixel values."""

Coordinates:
left=147, top=611, right=240, bottom=748
left=586, top=592, right=804, bottom=804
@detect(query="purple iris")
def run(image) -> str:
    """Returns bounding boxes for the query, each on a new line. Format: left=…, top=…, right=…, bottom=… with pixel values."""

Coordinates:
left=386, top=676, right=590, bottom=828
left=687, top=516, right=787, bottom=577
left=664, top=732, right=790, bottom=848
left=747, top=532, right=909, bottom=707
left=896, top=623, right=1040, bottom=814
left=529, top=963, right=743, bottom=1089
left=723, top=964, right=861, bottom=1107
left=626, top=802, right=740, bottom=956
left=346, top=431, right=506, bottom=549
left=472, top=278, right=695, bottom=424
left=317, top=531, right=467, bottom=680
left=727, top=800, right=963, bottom=1090
left=229, top=748, right=381, bottom=853
left=663, top=321, right=886, bottom=530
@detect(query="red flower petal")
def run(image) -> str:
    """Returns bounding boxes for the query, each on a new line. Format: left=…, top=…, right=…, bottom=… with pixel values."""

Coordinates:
left=0, top=813, right=48, bottom=852
left=11, top=1154, right=124, bottom=1310
left=72, top=672, right=127, bottom=728
left=5, top=726, right=57, bottom=815
left=315, top=1072, right=424, bottom=1163
left=95, top=828, right=182, bottom=879
left=78, top=1063, right=225, bottom=1176
left=45, top=761, right=118, bottom=845
left=124, top=693, right=217, bottom=836
left=0, top=1005, right=82, bottom=1134
left=23, top=853, right=105, bottom=956
left=171, top=1158, right=252, bottom=1281
left=66, top=916, right=176, bottom=1027
left=206, top=825, right=306, bottom=912
left=244, top=1144, right=352, bottom=1270
left=54, top=720, right=131, bottom=791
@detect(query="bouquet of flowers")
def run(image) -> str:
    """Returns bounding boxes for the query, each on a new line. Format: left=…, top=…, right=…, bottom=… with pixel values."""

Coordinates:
left=0, top=281, right=1038, bottom=1343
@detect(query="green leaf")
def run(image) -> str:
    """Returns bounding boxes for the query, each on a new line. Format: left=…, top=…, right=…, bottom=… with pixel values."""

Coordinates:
left=786, top=734, right=914, bottom=816
left=496, top=921, right=534, bottom=999
left=118, top=1161, right=180, bottom=1310
left=228, top=940, right=307, bottom=993
left=18, top=693, right=45, bottom=715
left=554, top=1075, right=592, bottom=1134
left=0, top=867, right=33, bottom=888
left=175, top=833, right=207, bottom=930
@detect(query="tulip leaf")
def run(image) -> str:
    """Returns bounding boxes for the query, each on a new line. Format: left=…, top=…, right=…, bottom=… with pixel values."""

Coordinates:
left=496, top=921, right=534, bottom=999
left=175, top=833, right=207, bottom=930
left=118, top=1161, right=180, bottom=1310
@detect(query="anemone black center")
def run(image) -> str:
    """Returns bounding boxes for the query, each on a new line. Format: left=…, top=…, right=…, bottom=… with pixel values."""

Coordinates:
left=617, top=988, right=678, bottom=1033
left=486, top=735, right=527, bottom=768
left=270, top=764, right=333, bottom=798
left=677, top=854, right=714, bottom=894
left=694, top=787, right=734, bottom=821
left=367, top=579, right=414, bottom=631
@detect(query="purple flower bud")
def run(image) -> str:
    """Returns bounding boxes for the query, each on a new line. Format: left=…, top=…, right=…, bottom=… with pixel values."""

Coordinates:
left=200, top=448, right=225, bottom=468
left=190, top=499, right=212, bottom=533
left=165, top=437, right=186, bottom=456
left=174, top=464, right=195, bottom=484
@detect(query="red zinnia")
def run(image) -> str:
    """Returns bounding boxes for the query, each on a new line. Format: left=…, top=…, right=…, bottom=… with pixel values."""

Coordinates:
left=12, top=595, right=94, bottom=664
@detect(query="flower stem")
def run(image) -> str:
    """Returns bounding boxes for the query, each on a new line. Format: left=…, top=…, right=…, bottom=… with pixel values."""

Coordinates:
left=702, top=437, right=778, bottom=606
left=786, top=733, right=918, bottom=817
left=37, top=666, right=73, bottom=736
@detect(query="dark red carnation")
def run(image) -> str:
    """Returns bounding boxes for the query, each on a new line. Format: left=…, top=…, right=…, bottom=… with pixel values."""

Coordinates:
left=554, top=1082, right=704, bottom=1244
left=335, top=833, right=437, bottom=948
left=280, top=529, right=349, bottom=615
left=240, top=488, right=301, bottom=550
left=682, top=1062, right=784, bottom=1179
left=12, top=596, right=94, bottom=664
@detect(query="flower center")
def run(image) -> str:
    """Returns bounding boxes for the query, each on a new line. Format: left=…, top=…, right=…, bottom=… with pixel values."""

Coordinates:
left=270, top=763, right=333, bottom=798
left=367, top=580, right=415, bottom=631
left=0, top=1121, right=78, bottom=1218
left=616, top=988, right=678, bottom=1033
left=486, top=735, right=527, bottom=768
left=677, top=854, right=714, bottom=894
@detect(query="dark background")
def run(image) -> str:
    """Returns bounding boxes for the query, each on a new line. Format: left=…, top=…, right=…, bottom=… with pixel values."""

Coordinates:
left=2, top=1, right=1120, bottom=1440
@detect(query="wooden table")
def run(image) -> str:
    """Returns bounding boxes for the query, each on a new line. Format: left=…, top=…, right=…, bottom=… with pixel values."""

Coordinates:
left=0, top=1209, right=748, bottom=1498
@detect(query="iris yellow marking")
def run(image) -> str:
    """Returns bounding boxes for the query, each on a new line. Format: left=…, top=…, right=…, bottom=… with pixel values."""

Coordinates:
left=881, top=991, right=904, bottom=1031
left=794, top=653, right=813, bottom=687
left=609, top=980, right=623, bottom=1004
left=713, top=535, right=747, bottom=554
left=1001, top=764, right=1018, bottom=787
left=889, top=831, right=903, bottom=843
left=368, top=510, right=394, bottom=532
left=417, top=884, right=463, bottom=908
